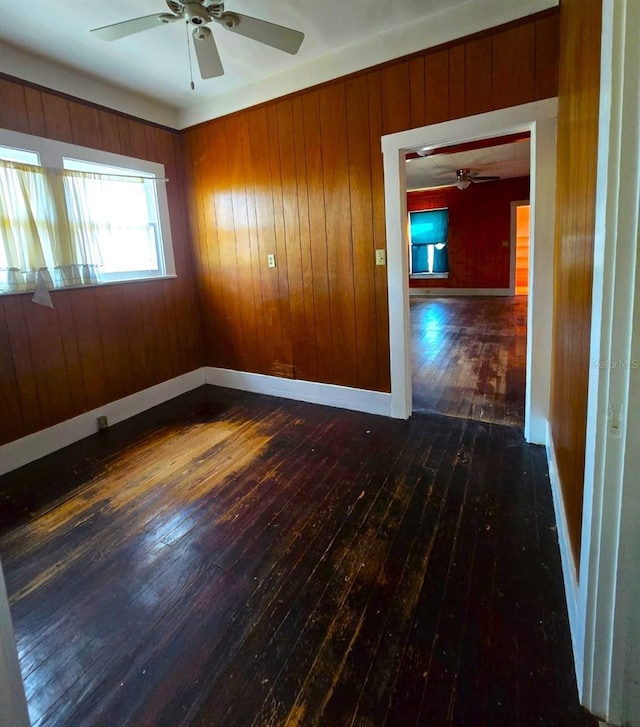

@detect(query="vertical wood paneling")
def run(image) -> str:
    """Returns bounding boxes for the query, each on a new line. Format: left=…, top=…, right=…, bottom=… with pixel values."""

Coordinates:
left=1, top=297, right=42, bottom=433
left=367, top=71, right=391, bottom=393
left=238, top=113, right=268, bottom=375
left=0, top=79, right=27, bottom=131
left=535, top=14, right=560, bottom=100
left=276, top=99, right=308, bottom=380
left=42, top=95, right=73, bottom=142
left=291, top=96, right=319, bottom=382
left=0, top=304, right=25, bottom=441
left=409, top=58, right=426, bottom=129
left=425, top=49, right=450, bottom=125
left=247, top=107, right=286, bottom=375
left=0, top=80, right=203, bottom=446
left=226, top=115, right=261, bottom=374
left=211, top=119, right=245, bottom=372
left=302, top=91, right=333, bottom=384
left=68, top=104, right=102, bottom=149
left=465, top=37, right=493, bottom=116
left=381, top=62, right=411, bottom=134
left=319, top=83, right=357, bottom=387
left=346, top=75, right=378, bottom=391
left=550, top=0, right=602, bottom=565
left=449, top=45, right=466, bottom=120
left=266, top=106, right=295, bottom=375
left=492, top=23, right=536, bottom=109
left=24, top=88, right=46, bottom=137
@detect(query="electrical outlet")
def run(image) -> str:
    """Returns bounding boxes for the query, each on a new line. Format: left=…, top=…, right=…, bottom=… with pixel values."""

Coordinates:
left=376, top=249, right=386, bottom=266
left=97, top=415, right=108, bottom=432
left=267, top=253, right=276, bottom=268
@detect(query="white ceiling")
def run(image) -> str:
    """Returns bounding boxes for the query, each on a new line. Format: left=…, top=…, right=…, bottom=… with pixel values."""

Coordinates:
left=406, top=140, right=531, bottom=191
left=0, top=0, right=558, bottom=129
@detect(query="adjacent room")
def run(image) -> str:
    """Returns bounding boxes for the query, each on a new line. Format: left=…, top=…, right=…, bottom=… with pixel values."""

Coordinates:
left=0, top=1, right=638, bottom=725
left=405, top=135, right=531, bottom=426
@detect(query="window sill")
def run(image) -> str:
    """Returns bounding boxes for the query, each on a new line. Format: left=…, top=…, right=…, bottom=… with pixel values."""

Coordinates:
left=410, top=273, right=450, bottom=280
left=0, top=274, right=178, bottom=298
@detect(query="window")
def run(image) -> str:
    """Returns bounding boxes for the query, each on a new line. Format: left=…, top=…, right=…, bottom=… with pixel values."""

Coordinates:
left=408, top=208, right=449, bottom=277
left=0, top=128, right=174, bottom=297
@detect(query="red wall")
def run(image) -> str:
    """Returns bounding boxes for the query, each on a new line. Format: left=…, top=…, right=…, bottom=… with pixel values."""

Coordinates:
left=408, top=176, right=530, bottom=289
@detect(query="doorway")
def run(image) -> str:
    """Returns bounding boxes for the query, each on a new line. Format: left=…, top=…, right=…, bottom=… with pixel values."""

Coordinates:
left=512, top=201, right=531, bottom=296
left=381, top=99, right=558, bottom=444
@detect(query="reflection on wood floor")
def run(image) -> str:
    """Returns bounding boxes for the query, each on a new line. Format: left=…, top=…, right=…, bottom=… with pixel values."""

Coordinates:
left=411, top=296, right=527, bottom=427
left=0, top=388, right=594, bottom=726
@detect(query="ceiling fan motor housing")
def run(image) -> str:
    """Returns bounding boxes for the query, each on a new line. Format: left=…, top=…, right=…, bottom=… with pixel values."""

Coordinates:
left=184, top=3, right=212, bottom=25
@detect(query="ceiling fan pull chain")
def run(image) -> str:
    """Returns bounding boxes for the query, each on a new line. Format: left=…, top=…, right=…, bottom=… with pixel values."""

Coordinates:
left=186, top=20, right=196, bottom=90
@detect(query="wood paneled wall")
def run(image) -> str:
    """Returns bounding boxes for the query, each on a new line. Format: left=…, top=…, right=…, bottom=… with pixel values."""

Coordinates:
left=550, top=0, right=602, bottom=565
left=184, top=11, right=559, bottom=393
left=0, top=78, right=202, bottom=446
left=407, top=176, right=530, bottom=290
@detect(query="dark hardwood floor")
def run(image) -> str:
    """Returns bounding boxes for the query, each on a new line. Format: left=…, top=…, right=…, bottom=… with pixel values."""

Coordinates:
left=0, top=387, right=594, bottom=726
left=411, top=296, right=527, bottom=427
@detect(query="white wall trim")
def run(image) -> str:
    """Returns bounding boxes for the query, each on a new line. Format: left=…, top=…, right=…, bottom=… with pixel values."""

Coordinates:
left=546, top=422, right=583, bottom=687
left=0, top=370, right=205, bottom=477
left=0, top=368, right=394, bottom=477
left=204, top=368, right=392, bottom=418
left=409, top=287, right=512, bottom=297
left=382, top=98, right=558, bottom=442
left=579, top=1, right=640, bottom=724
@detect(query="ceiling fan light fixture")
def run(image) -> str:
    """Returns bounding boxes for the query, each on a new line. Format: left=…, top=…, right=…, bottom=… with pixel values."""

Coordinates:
left=456, top=178, right=471, bottom=190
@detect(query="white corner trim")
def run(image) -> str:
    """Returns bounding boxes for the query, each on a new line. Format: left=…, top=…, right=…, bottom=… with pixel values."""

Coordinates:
left=204, top=367, right=392, bottom=418
left=409, top=287, right=512, bottom=297
left=0, top=369, right=205, bottom=477
left=546, top=421, right=583, bottom=690
left=178, top=0, right=558, bottom=128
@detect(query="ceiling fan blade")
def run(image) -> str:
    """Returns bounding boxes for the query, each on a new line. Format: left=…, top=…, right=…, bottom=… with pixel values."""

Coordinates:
left=218, top=12, right=304, bottom=55
left=473, top=175, right=501, bottom=182
left=193, top=27, right=224, bottom=79
left=91, top=13, right=179, bottom=41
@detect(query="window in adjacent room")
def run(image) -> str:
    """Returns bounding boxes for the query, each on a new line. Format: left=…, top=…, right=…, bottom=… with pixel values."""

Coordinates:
left=408, top=208, right=449, bottom=278
left=0, top=128, right=175, bottom=296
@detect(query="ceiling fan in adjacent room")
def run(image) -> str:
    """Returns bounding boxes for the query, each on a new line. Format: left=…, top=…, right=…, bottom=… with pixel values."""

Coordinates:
left=90, top=0, right=305, bottom=80
left=451, top=168, right=500, bottom=190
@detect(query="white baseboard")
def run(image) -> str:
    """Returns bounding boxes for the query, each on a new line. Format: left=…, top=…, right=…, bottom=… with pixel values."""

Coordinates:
left=0, top=369, right=205, bottom=477
left=546, top=422, right=583, bottom=691
left=0, top=368, right=393, bottom=476
left=204, top=367, right=392, bottom=418
left=409, top=287, right=513, bottom=297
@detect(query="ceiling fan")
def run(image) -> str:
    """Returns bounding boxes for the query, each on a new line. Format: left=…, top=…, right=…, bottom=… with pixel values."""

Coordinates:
left=90, top=0, right=305, bottom=80
left=451, top=168, right=500, bottom=190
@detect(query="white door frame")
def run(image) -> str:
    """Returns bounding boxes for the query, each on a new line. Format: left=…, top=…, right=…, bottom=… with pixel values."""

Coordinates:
left=382, top=98, right=558, bottom=444
left=579, top=1, right=640, bottom=723
left=510, top=199, right=531, bottom=295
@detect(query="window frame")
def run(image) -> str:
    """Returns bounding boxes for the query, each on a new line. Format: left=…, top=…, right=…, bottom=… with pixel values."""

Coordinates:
left=407, top=206, right=450, bottom=279
left=0, top=127, right=176, bottom=293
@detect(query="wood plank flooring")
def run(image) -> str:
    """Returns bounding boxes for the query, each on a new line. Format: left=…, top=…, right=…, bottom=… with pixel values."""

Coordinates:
left=411, top=296, right=527, bottom=427
left=0, top=387, right=594, bottom=726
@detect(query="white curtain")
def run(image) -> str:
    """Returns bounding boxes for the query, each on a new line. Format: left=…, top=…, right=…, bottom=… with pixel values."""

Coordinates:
left=0, top=160, right=147, bottom=296
left=0, top=161, right=52, bottom=293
